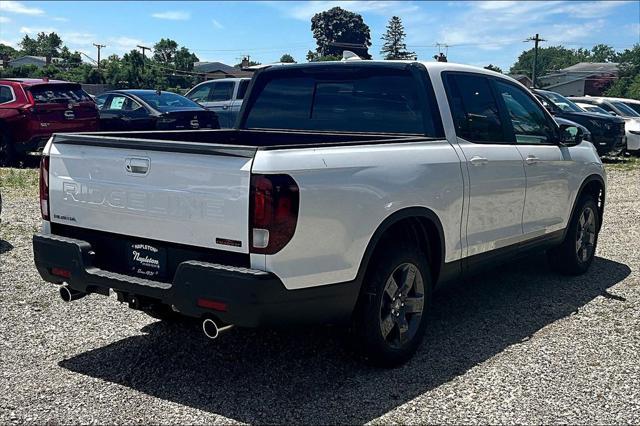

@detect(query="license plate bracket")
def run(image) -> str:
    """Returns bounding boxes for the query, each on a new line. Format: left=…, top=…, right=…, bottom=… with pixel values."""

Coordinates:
left=127, top=242, right=167, bottom=280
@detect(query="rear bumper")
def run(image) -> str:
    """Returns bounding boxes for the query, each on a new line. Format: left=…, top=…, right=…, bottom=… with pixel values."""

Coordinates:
left=33, top=233, right=358, bottom=327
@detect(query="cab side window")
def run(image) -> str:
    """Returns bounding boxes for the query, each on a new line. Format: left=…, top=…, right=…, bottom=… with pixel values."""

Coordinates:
left=495, top=81, right=555, bottom=144
left=187, top=83, right=212, bottom=103
left=0, top=85, right=14, bottom=104
left=209, top=81, right=235, bottom=102
left=445, top=73, right=505, bottom=143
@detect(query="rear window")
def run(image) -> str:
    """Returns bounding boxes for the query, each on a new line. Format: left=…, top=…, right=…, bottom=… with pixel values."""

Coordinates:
left=28, top=84, right=92, bottom=103
left=244, top=67, right=437, bottom=135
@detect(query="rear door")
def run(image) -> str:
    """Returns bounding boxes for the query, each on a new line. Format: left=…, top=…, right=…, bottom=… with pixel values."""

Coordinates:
left=493, top=79, right=573, bottom=236
left=229, top=79, right=250, bottom=127
left=444, top=72, right=526, bottom=256
left=47, top=135, right=255, bottom=253
left=202, top=80, right=236, bottom=128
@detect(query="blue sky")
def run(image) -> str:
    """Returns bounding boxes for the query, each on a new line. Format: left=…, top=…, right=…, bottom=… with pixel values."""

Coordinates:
left=1, top=1, right=639, bottom=71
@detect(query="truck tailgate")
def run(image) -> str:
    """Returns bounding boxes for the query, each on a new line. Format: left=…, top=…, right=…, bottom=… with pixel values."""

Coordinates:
left=47, top=136, right=254, bottom=254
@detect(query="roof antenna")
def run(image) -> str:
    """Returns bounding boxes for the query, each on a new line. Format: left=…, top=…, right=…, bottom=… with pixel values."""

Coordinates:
left=342, top=51, right=362, bottom=61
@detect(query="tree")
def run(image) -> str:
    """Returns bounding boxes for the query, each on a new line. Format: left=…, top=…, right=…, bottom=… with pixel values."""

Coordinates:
left=19, top=35, right=39, bottom=56
left=484, top=64, right=502, bottom=73
left=18, top=32, right=63, bottom=61
left=509, top=45, right=589, bottom=79
left=153, top=38, right=179, bottom=66
left=310, top=7, right=371, bottom=59
left=380, top=16, right=415, bottom=60
left=0, top=43, right=19, bottom=60
left=279, top=53, right=295, bottom=63
left=590, top=44, right=617, bottom=63
left=174, top=46, right=199, bottom=71
left=605, top=44, right=640, bottom=99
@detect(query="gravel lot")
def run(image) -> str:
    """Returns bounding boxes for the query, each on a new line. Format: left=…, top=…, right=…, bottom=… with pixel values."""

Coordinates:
left=1, top=163, right=639, bottom=424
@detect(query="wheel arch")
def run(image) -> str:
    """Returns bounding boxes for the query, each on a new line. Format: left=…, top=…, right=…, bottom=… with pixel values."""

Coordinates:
left=571, top=174, right=606, bottom=233
left=355, top=207, right=446, bottom=286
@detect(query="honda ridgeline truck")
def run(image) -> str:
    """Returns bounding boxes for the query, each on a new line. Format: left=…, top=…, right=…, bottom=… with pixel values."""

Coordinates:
left=33, top=61, right=606, bottom=366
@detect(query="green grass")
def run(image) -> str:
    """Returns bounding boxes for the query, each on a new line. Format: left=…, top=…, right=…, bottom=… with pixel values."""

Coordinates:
left=604, top=155, right=640, bottom=172
left=0, top=168, right=39, bottom=191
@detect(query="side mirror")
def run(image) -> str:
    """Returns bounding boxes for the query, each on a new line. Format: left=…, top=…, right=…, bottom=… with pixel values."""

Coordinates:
left=608, top=111, right=618, bottom=116
left=559, top=124, right=583, bottom=146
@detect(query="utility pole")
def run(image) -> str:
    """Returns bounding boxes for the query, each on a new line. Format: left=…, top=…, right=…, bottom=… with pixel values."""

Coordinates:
left=93, top=43, right=106, bottom=69
left=137, top=45, right=151, bottom=59
left=525, top=34, right=545, bottom=88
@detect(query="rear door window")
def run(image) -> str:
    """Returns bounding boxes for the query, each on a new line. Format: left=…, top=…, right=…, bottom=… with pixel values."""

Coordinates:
left=28, top=84, right=92, bottom=103
left=208, top=81, right=235, bottom=102
left=244, top=67, right=436, bottom=135
left=236, top=79, right=250, bottom=100
left=444, top=73, right=506, bottom=143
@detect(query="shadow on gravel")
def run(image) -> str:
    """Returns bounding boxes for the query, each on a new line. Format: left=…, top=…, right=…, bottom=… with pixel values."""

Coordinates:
left=60, top=254, right=630, bottom=424
left=0, top=239, right=14, bottom=254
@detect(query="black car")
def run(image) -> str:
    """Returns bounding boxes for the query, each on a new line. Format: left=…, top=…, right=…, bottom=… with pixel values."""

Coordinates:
left=533, top=89, right=626, bottom=157
left=94, top=90, right=219, bottom=131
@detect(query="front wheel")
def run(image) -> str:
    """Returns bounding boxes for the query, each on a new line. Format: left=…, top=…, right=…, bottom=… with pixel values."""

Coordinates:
left=548, top=195, right=600, bottom=275
left=353, top=240, right=432, bottom=367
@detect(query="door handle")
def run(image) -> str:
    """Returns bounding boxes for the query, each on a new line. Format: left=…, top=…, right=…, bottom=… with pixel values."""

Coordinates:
left=525, top=155, right=539, bottom=165
left=222, top=105, right=229, bottom=110
left=125, top=157, right=150, bottom=175
left=469, top=156, right=489, bottom=165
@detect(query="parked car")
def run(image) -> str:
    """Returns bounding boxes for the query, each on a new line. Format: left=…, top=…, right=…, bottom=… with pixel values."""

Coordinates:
left=533, top=89, right=626, bottom=157
left=573, top=102, right=610, bottom=115
left=34, top=62, right=605, bottom=366
left=570, top=96, right=640, bottom=153
left=185, top=78, right=250, bottom=128
left=0, top=78, right=99, bottom=166
left=94, top=90, right=219, bottom=131
left=605, top=97, right=640, bottom=115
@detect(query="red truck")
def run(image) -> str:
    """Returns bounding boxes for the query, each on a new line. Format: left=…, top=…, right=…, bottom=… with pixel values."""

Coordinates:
left=0, top=78, right=99, bottom=166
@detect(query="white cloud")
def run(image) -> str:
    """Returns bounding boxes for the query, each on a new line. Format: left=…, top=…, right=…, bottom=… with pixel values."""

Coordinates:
left=212, top=19, right=224, bottom=29
left=151, top=10, right=190, bottom=20
left=63, top=32, right=95, bottom=46
left=0, top=1, right=44, bottom=15
left=106, top=36, right=153, bottom=56
left=19, top=26, right=58, bottom=34
left=268, top=1, right=420, bottom=21
left=52, top=17, right=69, bottom=22
left=0, top=16, right=10, bottom=23
left=0, top=39, right=18, bottom=48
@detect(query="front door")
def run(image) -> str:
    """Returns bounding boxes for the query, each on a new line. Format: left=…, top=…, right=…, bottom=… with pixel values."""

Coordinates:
left=444, top=72, right=526, bottom=256
left=493, top=79, right=573, bottom=236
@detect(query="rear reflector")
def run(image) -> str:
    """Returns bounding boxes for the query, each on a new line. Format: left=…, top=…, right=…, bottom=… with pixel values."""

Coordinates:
left=197, top=298, right=228, bottom=312
left=51, top=267, right=71, bottom=279
left=249, top=174, right=299, bottom=254
left=39, top=155, right=50, bottom=221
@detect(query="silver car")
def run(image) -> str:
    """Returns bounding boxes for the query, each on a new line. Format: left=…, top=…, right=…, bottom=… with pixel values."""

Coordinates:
left=185, top=78, right=251, bottom=128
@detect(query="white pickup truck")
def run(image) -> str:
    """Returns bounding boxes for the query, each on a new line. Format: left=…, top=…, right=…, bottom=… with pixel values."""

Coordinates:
left=33, top=61, right=606, bottom=366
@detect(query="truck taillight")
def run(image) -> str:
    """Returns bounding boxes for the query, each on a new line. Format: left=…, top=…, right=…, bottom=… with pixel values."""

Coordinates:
left=249, top=174, right=299, bottom=254
left=39, top=155, right=50, bottom=221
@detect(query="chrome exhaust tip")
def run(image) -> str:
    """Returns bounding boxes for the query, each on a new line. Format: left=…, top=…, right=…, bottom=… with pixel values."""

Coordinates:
left=202, top=318, right=233, bottom=339
left=59, top=285, right=86, bottom=302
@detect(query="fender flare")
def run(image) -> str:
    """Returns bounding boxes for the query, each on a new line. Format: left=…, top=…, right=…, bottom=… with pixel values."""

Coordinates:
left=564, top=173, right=606, bottom=238
left=354, top=206, right=446, bottom=284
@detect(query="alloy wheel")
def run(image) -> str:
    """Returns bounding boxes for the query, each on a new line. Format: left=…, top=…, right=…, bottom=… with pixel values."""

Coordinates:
left=576, top=206, right=596, bottom=263
left=379, top=262, right=425, bottom=349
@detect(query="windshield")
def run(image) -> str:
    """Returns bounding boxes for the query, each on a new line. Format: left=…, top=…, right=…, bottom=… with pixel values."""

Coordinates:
left=244, top=66, right=440, bottom=135
left=622, top=102, right=640, bottom=115
left=579, top=104, right=609, bottom=115
left=611, top=101, right=640, bottom=117
left=28, top=84, right=92, bottom=103
left=543, top=91, right=583, bottom=112
left=135, top=92, right=202, bottom=112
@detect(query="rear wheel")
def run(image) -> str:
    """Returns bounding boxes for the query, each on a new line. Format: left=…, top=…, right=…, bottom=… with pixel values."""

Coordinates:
left=354, top=239, right=431, bottom=367
left=548, top=195, right=600, bottom=275
left=0, top=131, right=16, bottom=167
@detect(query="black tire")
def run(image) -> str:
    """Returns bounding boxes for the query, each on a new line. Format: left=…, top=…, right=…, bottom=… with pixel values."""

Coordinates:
left=548, top=195, right=600, bottom=275
left=0, top=130, right=16, bottom=167
left=353, top=238, right=432, bottom=367
left=143, top=303, right=186, bottom=321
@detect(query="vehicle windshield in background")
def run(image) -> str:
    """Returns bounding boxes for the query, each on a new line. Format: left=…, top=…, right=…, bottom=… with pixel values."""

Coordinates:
left=580, top=104, right=610, bottom=115
left=136, top=92, right=202, bottom=112
left=622, top=102, right=640, bottom=115
left=28, top=84, right=92, bottom=103
left=244, top=68, right=435, bottom=135
left=544, top=91, right=583, bottom=112
left=611, top=101, right=640, bottom=117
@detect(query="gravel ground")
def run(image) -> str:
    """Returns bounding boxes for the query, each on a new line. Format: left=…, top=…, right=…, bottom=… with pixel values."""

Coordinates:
left=1, top=165, right=639, bottom=424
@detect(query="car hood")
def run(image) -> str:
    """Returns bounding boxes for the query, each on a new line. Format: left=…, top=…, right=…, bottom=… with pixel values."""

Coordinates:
left=558, top=110, right=625, bottom=124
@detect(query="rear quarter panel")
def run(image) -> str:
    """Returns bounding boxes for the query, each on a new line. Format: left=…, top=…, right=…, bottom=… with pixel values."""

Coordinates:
left=251, top=140, right=464, bottom=290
